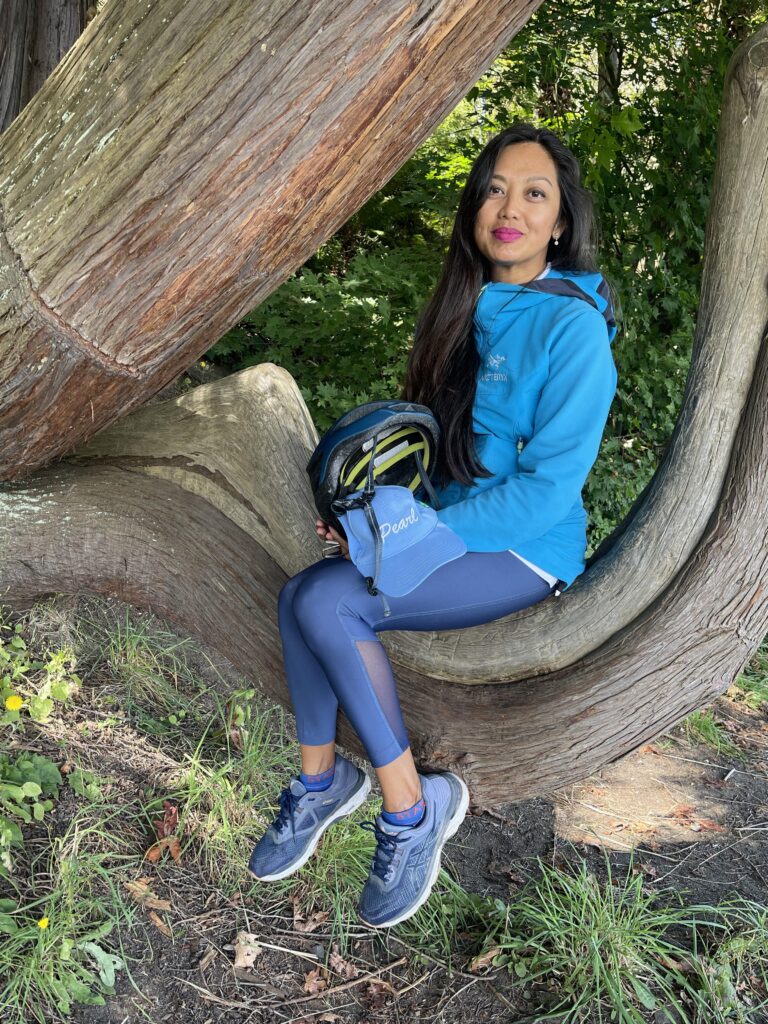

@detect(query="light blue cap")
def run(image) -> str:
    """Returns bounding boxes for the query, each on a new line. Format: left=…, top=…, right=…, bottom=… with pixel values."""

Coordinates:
left=337, top=485, right=467, bottom=596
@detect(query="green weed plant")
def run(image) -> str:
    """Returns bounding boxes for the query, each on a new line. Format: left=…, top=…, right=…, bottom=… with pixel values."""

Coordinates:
left=479, top=848, right=767, bottom=1024
left=0, top=810, right=137, bottom=1024
left=0, top=610, right=80, bottom=875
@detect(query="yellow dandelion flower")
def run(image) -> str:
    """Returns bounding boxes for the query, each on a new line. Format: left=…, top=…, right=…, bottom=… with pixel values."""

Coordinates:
left=4, top=694, right=23, bottom=712
left=38, top=917, right=49, bottom=929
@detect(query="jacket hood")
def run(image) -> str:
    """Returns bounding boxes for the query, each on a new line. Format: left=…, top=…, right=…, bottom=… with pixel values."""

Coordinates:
left=476, top=267, right=618, bottom=344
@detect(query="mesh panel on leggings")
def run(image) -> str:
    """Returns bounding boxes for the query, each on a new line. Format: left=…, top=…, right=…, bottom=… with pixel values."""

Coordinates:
left=354, top=640, right=409, bottom=756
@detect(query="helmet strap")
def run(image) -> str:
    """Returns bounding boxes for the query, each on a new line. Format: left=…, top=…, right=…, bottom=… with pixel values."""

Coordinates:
left=363, top=431, right=378, bottom=498
left=414, top=448, right=441, bottom=509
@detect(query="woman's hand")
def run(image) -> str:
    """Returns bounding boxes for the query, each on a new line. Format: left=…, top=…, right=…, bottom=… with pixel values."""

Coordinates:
left=316, top=518, right=350, bottom=559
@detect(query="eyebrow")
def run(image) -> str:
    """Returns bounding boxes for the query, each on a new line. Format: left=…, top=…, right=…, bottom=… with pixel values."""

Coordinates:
left=491, top=173, right=554, bottom=187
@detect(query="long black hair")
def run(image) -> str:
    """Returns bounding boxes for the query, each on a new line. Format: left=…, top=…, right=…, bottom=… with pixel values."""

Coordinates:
left=402, top=123, right=601, bottom=488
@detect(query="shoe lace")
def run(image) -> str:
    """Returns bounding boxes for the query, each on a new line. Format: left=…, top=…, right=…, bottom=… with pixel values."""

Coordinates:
left=274, top=784, right=301, bottom=839
left=359, top=819, right=406, bottom=881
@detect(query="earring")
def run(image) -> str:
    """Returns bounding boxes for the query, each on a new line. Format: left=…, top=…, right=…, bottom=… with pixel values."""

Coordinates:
left=553, top=236, right=559, bottom=246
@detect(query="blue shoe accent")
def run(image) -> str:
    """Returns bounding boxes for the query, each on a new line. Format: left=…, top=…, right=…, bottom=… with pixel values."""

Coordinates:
left=248, top=753, right=371, bottom=881
left=357, top=771, right=469, bottom=928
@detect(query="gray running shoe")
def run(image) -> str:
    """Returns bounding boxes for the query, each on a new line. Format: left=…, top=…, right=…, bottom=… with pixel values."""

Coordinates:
left=248, top=753, right=371, bottom=881
left=357, top=771, right=469, bottom=928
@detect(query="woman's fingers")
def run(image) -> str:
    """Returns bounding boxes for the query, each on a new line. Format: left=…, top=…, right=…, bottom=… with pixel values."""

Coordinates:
left=327, top=526, right=350, bottom=555
left=315, top=519, right=350, bottom=559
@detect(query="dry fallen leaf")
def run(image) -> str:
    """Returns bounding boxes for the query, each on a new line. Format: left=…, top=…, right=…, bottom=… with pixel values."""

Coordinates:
left=292, top=897, right=330, bottom=933
left=154, top=801, right=179, bottom=839
left=671, top=804, right=697, bottom=821
left=198, top=945, right=217, bottom=971
left=302, top=967, right=328, bottom=995
left=698, top=818, right=727, bottom=832
left=148, top=910, right=172, bottom=937
left=329, top=942, right=358, bottom=979
left=654, top=951, right=695, bottom=973
left=144, top=835, right=182, bottom=863
left=468, top=945, right=503, bottom=973
left=123, top=877, right=172, bottom=911
left=228, top=725, right=245, bottom=750
left=364, top=979, right=394, bottom=1009
left=233, top=931, right=263, bottom=969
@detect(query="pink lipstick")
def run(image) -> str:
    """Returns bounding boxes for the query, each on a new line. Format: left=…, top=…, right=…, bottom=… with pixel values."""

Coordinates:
left=492, top=228, right=523, bottom=241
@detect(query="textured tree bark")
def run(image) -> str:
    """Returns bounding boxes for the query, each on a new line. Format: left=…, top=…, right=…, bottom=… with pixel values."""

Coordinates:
left=2, top=12, right=765, bottom=672
left=1, top=342, right=766, bottom=808
left=0, top=13, right=766, bottom=805
left=0, top=0, right=89, bottom=132
left=0, top=0, right=542, bottom=479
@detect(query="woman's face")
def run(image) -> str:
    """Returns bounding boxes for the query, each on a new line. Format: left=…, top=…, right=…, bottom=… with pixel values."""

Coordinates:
left=473, top=142, right=563, bottom=285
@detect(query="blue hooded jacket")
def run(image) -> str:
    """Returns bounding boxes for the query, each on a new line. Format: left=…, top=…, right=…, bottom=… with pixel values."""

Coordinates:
left=431, top=267, right=618, bottom=589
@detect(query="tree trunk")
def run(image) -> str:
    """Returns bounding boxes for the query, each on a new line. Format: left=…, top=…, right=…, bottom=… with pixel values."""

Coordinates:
left=2, top=325, right=767, bottom=809
left=0, top=0, right=542, bottom=479
left=1, top=12, right=767, bottom=807
left=0, top=0, right=89, bottom=132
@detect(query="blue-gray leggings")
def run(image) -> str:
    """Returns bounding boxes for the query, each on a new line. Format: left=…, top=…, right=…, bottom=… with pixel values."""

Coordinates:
left=278, top=551, right=555, bottom=769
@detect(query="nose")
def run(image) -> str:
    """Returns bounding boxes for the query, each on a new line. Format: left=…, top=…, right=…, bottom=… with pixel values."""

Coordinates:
left=499, top=190, right=522, bottom=221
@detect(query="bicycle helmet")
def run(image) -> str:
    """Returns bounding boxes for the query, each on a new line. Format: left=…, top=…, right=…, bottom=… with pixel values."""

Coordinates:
left=306, top=400, right=442, bottom=531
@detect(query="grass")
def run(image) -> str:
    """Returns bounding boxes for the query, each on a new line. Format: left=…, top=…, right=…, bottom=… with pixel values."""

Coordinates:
left=478, top=847, right=768, bottom=1024
left=3, top=596, right=768, bottom=1023
left=733, top=648, right=768, bottom=712
left=0, top=805, right=142, bottom=1024
left=70, top=604, right=217, bottom=743
left=146, top=705, right=295, bottom=895
left=681, top=709, right=746, bottom=761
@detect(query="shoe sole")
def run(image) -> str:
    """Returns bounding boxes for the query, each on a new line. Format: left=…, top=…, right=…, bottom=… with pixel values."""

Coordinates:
left=248, top=770, right=371, bottom=882
left=358, top=772, right=470, bottom=929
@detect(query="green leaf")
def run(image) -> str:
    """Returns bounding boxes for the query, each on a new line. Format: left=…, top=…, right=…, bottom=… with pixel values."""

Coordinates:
left=0, top=913, right=18, bottom=935
left=629, top=975, right=657, bottom=1009
left=28, top=695, right=54, bottom=723
left=611, top=105, right=643, bottom=137
left=21, top=781, right=42, bottom=798
left=50, top=678, right=72, bottom=701
left=81, top=942, right=124, bottom=989
left=49, top=977, right=72, bottom=1015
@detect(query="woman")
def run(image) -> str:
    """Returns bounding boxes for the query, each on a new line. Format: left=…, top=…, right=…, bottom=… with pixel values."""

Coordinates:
left=248, top=123, right=618, bottom=929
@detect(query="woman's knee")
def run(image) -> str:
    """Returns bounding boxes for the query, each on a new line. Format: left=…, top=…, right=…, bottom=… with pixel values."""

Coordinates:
left=291, top=563, right=365, bottom=644
left=291, top=574, right=331, bottom=641
left=278, top=570, right=315, bottom=624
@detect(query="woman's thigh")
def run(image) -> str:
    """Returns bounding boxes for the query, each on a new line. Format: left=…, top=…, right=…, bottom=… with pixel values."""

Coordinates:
left=290, top=550, right=552, bottom=638
left=369, top=549, right=553, bottom=633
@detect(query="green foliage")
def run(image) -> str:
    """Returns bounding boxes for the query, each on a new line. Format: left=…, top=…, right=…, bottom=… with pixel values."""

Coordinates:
left=0, top=609, right=79, bottom=875
left=0, top=816, right=131, bottom=1023
left=208, top=242, right=441, bottom=432
left=1, top=616, right=80, bottom=726
left=206, top=1, right=766, bottom=550
left=682, top=708, right=746, bottom=761
left=480, top=849, right=768, bottom=1023
left=0, top=754, right=62, bottom=876
left=733, top=639, right=768, bottom=710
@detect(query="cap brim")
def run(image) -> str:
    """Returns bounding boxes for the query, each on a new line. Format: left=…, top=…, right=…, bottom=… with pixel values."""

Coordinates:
left=372, top=521, right=467, bottom=596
